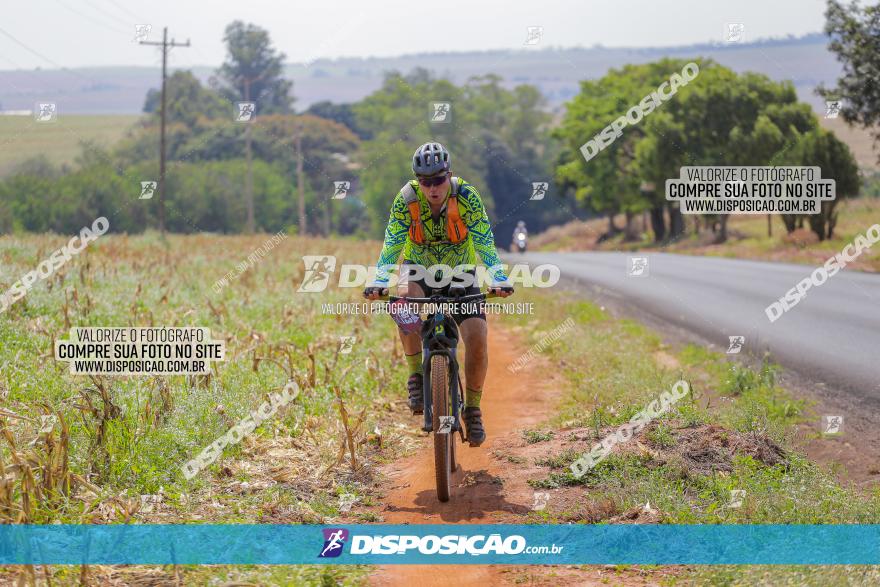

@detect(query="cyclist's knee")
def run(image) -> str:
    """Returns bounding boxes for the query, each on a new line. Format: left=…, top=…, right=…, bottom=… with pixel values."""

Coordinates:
left=472, top=347, right=488, bottom=363
left=465, top=338, right=488, bottom=362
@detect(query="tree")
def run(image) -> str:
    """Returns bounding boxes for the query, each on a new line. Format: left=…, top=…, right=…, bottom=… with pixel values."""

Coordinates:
left=143, top=71, right=227, bottom=125
left=352, top=69, right=559, bottom=237
left=213, top=21, right=294, bottom=114
left=353, top=69, right=486, bottom=234
left=460, top=76, right=556, bottom=238
left=555, top=59, right=699, bottom=240
left=251, top=114, right=361, bottom=235
left=781, top=128, right=860, bottom=240
left=635, top=65, right=818, bottom=243
left=306, top=101, right=370, bottom=139
left=165, top=159, right=294, bottom=233
left=213, top=21, right=295, bottom=232
left=819, top=0, right=880, bottom=161
left=557, top=59, right=839, bottom=245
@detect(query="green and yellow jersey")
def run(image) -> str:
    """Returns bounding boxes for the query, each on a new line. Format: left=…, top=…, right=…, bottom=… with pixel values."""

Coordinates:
left=373, top=179, right=508, bottom=284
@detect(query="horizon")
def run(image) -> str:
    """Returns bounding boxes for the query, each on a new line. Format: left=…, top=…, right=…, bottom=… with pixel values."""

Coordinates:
left=1, top=0, right=828, bottom=70
left=0, top=31, right=831, bottom=73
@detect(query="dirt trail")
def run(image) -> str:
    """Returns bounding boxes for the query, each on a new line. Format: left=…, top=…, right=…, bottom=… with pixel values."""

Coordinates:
left=369, top=319, right=558, bottom=587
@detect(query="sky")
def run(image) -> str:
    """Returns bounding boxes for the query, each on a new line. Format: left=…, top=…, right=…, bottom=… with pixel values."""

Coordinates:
left=0, top=0, right=830, bottom=70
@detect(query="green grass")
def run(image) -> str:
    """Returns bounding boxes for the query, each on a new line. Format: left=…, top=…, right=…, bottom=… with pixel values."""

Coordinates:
left=0, top=232, right=400, bottom=585
left=522, top=428, right=555, bottom=444
left=2, top=233, right=879, bottom=585
left=0, top=114, right=139, bottom=176
left=508, top=286, right=880, bottom=584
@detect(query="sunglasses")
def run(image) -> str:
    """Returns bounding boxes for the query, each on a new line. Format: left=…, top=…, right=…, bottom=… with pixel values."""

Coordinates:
left=417, top=174, right=449, bottom=187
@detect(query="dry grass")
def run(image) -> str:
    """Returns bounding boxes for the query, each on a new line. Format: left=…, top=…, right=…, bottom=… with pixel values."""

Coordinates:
left=0, top=232, right=403, bottom=585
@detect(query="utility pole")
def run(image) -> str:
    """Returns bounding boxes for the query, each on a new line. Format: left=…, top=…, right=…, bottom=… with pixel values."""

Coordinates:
left=244, top=78, right=255, bottom=233
left=295, top=120, right=306, bottom=235
left=238, top=74, right=266, bottom=234
left=140, top=27, right=190, bottom=236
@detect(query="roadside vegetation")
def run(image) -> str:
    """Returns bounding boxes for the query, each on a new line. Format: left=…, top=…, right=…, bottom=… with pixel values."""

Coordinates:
left=0, top=233, right=403, bottom=585
left=530, top=194, right=880, bottom=272
left=2, top=232, right=878, bottom=584
left=503, top=286, right=880, bottom=584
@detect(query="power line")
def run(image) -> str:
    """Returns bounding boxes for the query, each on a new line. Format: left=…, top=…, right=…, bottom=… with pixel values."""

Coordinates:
left=0, top=26, right=108, bottom=87
left=81, top=0, right=133, bottom=29
left=102, top=0, right=144, bottom=22
left=52, top=0, right=129, bottom=36
left=0, top=27, right=67, bottom=70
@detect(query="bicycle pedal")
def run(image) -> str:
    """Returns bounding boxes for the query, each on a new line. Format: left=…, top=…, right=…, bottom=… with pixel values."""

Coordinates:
left=464, top=429, right=485, bottom=447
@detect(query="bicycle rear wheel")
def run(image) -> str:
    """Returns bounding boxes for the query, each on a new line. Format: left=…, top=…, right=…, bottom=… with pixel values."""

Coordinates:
left=431, top=354, right=452, bottom=502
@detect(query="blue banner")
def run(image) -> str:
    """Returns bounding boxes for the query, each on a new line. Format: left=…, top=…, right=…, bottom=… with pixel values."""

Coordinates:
left=1, top=524, right=878, bottom=565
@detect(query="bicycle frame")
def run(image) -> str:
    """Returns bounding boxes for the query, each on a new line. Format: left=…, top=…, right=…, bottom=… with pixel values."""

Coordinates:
left=386, top=291, right=488, bottom=440
left=420, top=312, right=463, bottom=435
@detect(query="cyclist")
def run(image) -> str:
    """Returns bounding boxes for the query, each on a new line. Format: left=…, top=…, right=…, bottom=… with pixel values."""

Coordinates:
left=363, top=142, right=513, bottom=446
left=512, top=221, right=528, bottom=252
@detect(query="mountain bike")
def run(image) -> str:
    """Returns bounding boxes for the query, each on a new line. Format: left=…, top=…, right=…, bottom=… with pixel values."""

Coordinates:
left=383, top=290, right=489, bottom=502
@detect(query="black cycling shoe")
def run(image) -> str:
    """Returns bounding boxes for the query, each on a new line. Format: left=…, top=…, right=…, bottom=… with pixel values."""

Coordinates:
left=463, top=407, right=486, bottom=447
left=407, top=373, right=424, bottom=414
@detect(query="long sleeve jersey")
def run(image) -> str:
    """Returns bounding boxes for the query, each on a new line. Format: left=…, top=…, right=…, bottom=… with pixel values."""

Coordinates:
left=373, top=178, right=508, bottom=284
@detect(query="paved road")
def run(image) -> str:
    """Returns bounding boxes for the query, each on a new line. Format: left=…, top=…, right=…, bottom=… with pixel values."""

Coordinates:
left=520, top=251, right=880, bottom=398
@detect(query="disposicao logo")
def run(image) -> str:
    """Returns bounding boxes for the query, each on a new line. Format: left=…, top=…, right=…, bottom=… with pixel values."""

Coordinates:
left=349, top=534, right=529, bottom=555
left=319, top=528, right=349, bottom=558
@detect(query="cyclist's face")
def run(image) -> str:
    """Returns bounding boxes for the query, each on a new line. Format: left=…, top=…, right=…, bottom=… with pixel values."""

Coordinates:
left=421, top=175, right=450, bottom=205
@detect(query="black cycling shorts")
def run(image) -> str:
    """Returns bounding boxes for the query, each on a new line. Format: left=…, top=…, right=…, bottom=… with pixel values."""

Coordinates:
left=399, top=263, right=486, bottom=325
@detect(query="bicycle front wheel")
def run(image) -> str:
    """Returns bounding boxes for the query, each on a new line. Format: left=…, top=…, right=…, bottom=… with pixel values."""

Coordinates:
left=431, top=354, right=452, bottom=502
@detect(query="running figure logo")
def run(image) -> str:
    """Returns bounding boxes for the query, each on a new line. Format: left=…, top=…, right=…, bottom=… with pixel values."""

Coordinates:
left=628, top=256, right=649, bottom=277
left=524, top=26, right=543, bottom=46
left=822, top=415, right=843, bottom=435
left=297, top=255, right=337, bottom=293
left=134, top=24, right=152, bottom=42
left=140, top=181, right=157, bottom=200
left=236, top=102, right=256, bottom=122
left=532, top=491, right=550, bottom=511
left=431, top=102, right=451, bottom=123
left=437, top=416, right=455, bottom=434
left=339, top=335, right=356, bottom=354
left=332, top=181, right=350, bottom=200
left=38, top=415, right=57, bottom=434
left=727, top=336, right=745, bottom=354
left=824, top=100, right=842, bottom=119
left=318, top=528, right=349, bottom=558
left=725, top=23, right=744, bottom=43
left=530, top=182, right=548, bottom=200
left=728, top=489, right=745, bottom=509
left=35, top=103, right=57, bottom=122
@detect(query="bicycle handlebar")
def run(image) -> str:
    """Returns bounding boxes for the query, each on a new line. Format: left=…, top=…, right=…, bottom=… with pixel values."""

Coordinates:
left=385, top=292, right=493, bottom=304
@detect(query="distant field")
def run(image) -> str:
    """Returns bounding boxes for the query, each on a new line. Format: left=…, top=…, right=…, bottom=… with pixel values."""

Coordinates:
left=0, top=114, right=139, bottom=176
left=820, top=117, right=879, bottom=172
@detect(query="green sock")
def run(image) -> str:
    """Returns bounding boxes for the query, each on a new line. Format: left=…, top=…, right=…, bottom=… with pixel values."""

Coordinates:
left=465, top=387, right=482, bottom=409
left=405, top=352, right=423, bottom=375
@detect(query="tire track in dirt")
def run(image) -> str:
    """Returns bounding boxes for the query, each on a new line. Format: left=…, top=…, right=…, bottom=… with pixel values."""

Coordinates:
left=369, top=319, right=559, bottom=586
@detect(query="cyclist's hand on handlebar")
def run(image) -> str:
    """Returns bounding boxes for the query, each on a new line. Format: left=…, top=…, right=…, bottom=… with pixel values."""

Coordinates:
left=488, top=284, right=514, bottom=298
left=363, top=286, right=389, bottom=300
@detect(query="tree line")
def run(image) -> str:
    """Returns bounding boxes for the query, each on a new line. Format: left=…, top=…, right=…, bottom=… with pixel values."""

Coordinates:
left=0, top=0, right=876, bottom=244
